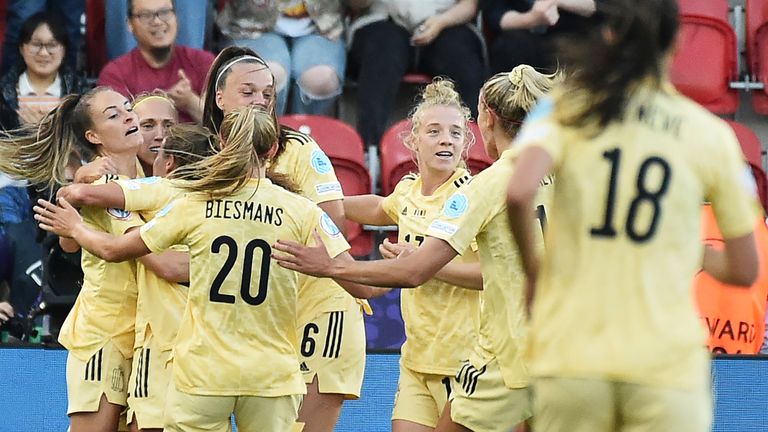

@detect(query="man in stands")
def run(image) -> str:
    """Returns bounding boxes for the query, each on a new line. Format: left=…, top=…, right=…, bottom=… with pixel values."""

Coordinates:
left=97, top=0, right=214, bottom=123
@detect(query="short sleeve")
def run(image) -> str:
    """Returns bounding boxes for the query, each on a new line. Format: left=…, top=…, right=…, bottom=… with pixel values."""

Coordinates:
left=99, top=206, right=144, bottom=236
left=308, top=208, right=350, bottom=259
left=139, top=199, right=189, bottom=253
left=705, top=125, right=760, bottom=239
left=116, top=177, right=173, bottom=212
left=426, top=180, right=494, bottom=255
left=514, top=97, right=564, bottom=168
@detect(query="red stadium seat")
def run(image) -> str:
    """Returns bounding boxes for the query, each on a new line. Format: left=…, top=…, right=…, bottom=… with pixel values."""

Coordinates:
left=671, top=0, right=739, bottom=114
left=279, top=115, right=373, bottom=257
left=747, top=0, right=768, bottom=114
left=726, top=120, right=768, bottom=213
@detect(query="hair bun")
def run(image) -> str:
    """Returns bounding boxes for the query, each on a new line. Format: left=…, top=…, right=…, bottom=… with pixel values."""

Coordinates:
left=509, top=65, right=535, bottom=87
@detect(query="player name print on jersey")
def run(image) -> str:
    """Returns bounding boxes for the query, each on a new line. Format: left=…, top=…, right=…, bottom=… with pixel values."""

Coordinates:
left=204, top=199, right=284, bottom=226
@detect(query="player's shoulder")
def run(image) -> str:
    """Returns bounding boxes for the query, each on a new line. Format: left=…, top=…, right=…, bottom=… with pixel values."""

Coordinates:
left=280, top=126, right=315, bottom=147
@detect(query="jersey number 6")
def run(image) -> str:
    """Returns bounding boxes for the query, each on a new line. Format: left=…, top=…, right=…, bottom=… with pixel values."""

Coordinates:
left=209, top=235, right=270, bottom=305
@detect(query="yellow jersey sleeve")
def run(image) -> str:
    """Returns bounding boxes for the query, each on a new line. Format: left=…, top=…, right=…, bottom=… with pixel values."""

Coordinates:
left=308, top=209, right=351, bottom=259
left=703, top=123, right=759, bottom=239
left=139, top=199, right=191, bottom=254
left=116, top=177, right=180, bottom=214
left=381, top=174, right=417, bottom=224
left=426, top=178, right=497, bottom=255
left=275, top=130, right=344, bottom=204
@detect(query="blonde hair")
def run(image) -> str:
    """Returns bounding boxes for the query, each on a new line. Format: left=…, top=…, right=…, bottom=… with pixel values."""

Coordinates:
left=405, top=77, right=474, bottom=163
left=133, top=90, right=178, bottom=118
left=170, top=106, right=292, bottom=199
left=161, top=124, right=217, bottom=170
left=481, top=65, right=562, bottom=136
left=0, top=87, right=110, bottom=190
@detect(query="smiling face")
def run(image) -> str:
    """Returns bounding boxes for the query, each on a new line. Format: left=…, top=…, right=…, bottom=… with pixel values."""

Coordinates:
left=135, top=97, right=177, bottom=167
left=128, top=0, right=177, bottom=51
left=84, top=90, right=142, bottom=156
left=216, top=62, right=275, bottom=115
left=409, top=105, right=468, bottom=176
left=20, top=23, right=64, bottom=79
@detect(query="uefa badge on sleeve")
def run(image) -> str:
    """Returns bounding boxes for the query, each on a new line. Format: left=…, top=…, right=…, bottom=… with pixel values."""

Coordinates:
left=320, top=212, right=341, bottom=237
left=443, top=194, right=468, bottom=219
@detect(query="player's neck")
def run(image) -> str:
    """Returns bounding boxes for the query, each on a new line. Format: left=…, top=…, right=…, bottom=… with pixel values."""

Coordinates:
left=420, top=169, right=454, bottom=196
left=99, top=152, right=138, bottom=179
left=494, top=129, right=513, bottom=156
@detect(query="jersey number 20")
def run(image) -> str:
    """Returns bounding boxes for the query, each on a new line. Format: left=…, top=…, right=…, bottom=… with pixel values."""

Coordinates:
left=590, top=148, right=671, bottom=243
left=209, top=235, right=270, bottom=305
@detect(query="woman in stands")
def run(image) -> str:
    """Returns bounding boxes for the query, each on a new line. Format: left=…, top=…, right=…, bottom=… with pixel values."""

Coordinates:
left=201, top=46, right=372, bottom=432
left=34, top=106, right=354, bottom=431
left=0, top=87, right=149, bottom=432
left=341, top=78, right=481, bottom=432
left=273, top=64, right=560, bottom=432
left=505, top=0, right=759, bottom=430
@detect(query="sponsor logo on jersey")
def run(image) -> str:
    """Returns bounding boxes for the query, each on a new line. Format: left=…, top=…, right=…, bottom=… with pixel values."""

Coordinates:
left=443, top=194, right=468, bottom=218
left=320, top=212, right=341, bottom=237
left=315, top=181, right=342, bottom=195
left=311, top=150, right=332, bottom=174
left=107, top=208, right=132, bottom=220
left=428, top=220, right=458, bottom=236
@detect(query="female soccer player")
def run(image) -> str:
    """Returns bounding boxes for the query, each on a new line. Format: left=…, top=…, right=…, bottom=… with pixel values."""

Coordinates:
left=0, top=87, right=146, bottom=432
left=505, top=1, right=759, bottom=431
left=343, top=78, right=481, bottom=432
left=274, top=64, right=560, bottom=432
left=59, top=123, right=215, bottom=432
left=133, top=90, right=178, bottom=177
left=35, top=106, right=353, bottom=431
left=201, top=46, right=371, bottom=432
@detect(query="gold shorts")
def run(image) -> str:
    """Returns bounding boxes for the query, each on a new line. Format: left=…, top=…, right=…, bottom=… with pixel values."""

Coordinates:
left=65, top=340, right=132, bottom=415
left=449, top=358, right=532, bottom=432
left=391, top=363, right=452, bottom=427
left=298, top=300, right=366, bottom=398
left=127, top=334, right=173, bottom=429
left=533, top=377, right=712, bottom=432
left=163, top=385, right=302, bottom=432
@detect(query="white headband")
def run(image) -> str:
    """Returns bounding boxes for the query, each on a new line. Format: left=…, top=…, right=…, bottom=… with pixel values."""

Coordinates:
left=215, top=55, right=267, bottom=91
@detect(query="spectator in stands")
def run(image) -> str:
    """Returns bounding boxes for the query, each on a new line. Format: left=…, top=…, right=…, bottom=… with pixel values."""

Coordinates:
left=0, top=174, right=42, bottom=320
left=97, top=0, right=215, bottom=123
left=481, top=0, right=595, bottom=74
left=0, top=0, right=84, bottom=75
left=217, top=0, right=346, bottom=116
left=0, top=12, right=89, bottom=131
left=105, top=0, right=208, bottom=60
left=347, top=0, right=485, bottom=149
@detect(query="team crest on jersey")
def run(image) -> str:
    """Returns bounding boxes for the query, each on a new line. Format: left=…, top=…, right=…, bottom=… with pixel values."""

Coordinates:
left=443, top=194, right=468, bottom=218
left=311, top=150, right=332, bottom=174
left=320, top=212, right=341, bottom=237
left=107, top=208, right=132, bottom=220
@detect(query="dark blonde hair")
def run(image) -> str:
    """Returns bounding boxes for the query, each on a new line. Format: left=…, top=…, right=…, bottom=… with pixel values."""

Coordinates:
left=406, top=77, right=474, bottom=163
left=555, top=0, right=679, bottom=129
left=481, top=65, right=561, bottom=137
left=133, top=89, right=178, bottom=119
left=161, top=124, right=217, bottom=170
left=0, top=86, right=111, bottom=189
left=170, top=106, right=296, bottom=199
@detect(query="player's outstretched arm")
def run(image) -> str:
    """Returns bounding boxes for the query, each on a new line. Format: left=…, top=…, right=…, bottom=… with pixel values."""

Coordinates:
left=34, top=198, right=151, bottom=262
left=344, top=195, right=395, bottom=226
left=379, top=238, right=483, bottom=289
left=274, top=233, right=458, bottom=288
left=57, top=182, right=126, bottom=209
left=136, top=247, right=190, bottom=284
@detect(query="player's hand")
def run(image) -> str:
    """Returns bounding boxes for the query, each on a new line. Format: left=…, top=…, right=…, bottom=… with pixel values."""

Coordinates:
left=34, top=198, right=83, bottom=238
left=273, top=230, right=335, bottom=278
left=56, top=184, right=86, bottom=207
left=411, top=15, right=446, bottom=46
left=0, top=302, right=14, bottom=324
left=73, top=157, right=118, bottom=184
left=379, top=239, right=416, bottom=260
